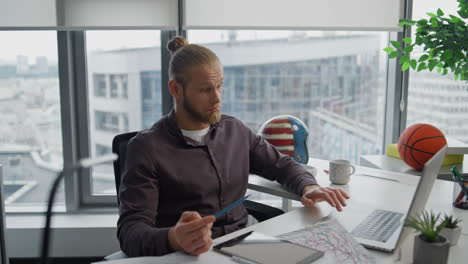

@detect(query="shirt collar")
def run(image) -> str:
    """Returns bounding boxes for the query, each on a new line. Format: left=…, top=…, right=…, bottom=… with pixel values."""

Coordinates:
left=165, top=109, right=221, bottom=146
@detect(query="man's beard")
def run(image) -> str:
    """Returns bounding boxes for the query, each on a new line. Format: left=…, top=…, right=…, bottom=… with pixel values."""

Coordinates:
left=182, top=96, right=221, bottom=125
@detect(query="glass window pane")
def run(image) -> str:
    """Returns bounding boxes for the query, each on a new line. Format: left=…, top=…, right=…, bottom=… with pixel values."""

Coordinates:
left=189, top=30, right=387, bottom=162
left=188, top=30, right=388, bottom=207
left=0, top=31, right=63, bottom=209
left=86, top=30, right=162, bottom=195
left=408, top=1, right=467, bottom=143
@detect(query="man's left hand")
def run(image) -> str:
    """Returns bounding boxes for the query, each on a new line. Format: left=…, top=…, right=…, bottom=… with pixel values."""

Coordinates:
left=301, top=185, right=350, bottom=211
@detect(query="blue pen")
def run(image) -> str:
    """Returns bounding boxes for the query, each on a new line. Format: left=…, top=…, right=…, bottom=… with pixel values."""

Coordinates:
left=215, top=194, right=251, bottom=218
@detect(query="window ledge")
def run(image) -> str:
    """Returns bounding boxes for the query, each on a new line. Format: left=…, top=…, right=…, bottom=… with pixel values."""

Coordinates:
left=7, top=212, right=119, bottom=229
left=6, top=212, right=120, bottom=258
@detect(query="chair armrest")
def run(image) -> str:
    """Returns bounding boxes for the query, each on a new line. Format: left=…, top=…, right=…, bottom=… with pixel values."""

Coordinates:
left=244, top=200, right=284, bottom=222
left=104, top=250, right=128, bottom=261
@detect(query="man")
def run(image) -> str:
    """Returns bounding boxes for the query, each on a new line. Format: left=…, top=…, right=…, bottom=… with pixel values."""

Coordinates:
left=117, top=37, right=349, bottom=257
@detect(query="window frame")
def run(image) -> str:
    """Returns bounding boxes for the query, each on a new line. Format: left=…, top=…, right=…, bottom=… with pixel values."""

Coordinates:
left=71, top=30, right=176, bottom=207
left=2, top=0, right=414, bottom=211
left=72, top=26, right=409, bottom=208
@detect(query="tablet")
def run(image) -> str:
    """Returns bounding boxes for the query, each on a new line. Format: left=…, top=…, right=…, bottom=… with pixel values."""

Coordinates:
left=213, top=231, right=324, bottom=264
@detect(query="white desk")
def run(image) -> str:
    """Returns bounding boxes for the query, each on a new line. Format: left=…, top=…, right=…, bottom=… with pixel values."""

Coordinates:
left=101, top=160, right=468, bottom=264
left=225, top=160, right=468, bottom=263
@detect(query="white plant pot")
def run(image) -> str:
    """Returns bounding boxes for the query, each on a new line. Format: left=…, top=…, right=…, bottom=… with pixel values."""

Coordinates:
left=440, top=226, right=462, bottom=246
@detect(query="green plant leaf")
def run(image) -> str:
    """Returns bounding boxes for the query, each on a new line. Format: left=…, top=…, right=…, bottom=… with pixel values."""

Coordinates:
left=383, top=47, right=394, bottom=53
left=417, top=19, right=428, bottom=26
left=443, top=214, right=462, bottom=229
left=431, top=17, right=439, bottom=28
left=410, top=59, right=417, bottom=70
left=400, top=54, right=410, bottom=64
left=442, top=68, right=448, bottom=75
left=403, top=37, right=412, bottom=44
left=404, top=45, right=414, bottom=53
left=437, top=67, right=442, bottom=73
left=445, top=50, right=453, bottom=59
left=419, top=54, right=429, bottom=62
left=449, top=15, right=461, bottom=23
left=427, top=13, right=436, bottom=18
left=391, top=41, right=401, bottom=49
left=437, top=8, right=444, bottom=16
left=415, top=36, right=423, bottom=45
left=458, top=9, right=468, bottom=19
left=417, top=62, right=427, bottom=72
left=405, top=211, right=445, bottom=242
left=402, top=62, right=410, bottom=71
left=428, top=60, right=438, bottom=71
left=389, top=51, right=399, bottom=58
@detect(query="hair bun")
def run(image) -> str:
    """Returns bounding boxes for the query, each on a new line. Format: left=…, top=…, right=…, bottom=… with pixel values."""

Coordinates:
left=167, top=36, right=189, bottom=55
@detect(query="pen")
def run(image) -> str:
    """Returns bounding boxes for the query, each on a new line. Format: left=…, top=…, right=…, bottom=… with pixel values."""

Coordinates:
left=451, top=166, right=463, bottom=181
left=215, top=194, right=251, bottom=218
left=450, top=166, right=468, bottom=199
left=356, top=173, right=400, bottom=182
left=455, top=190, right=465, bottom=205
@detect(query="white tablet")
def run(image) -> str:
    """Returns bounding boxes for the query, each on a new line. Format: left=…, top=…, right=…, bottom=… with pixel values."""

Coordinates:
left=213, top=231, right=324, bottom=264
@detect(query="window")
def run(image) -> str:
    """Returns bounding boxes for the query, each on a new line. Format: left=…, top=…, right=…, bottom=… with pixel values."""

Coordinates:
left=188, top=30, right=389, bottom=207
left=85, top=30, right=162, bottom=196
left=110, top=74, right=128, bottom=99
left=96, top=144, right=112, bottom=156
left=94, top=111, right=128, bottom=133
left=189, top=30, right=388, bottom=163
left=93, top=74, right=107, bottom=97
left=141, top=71, right=163, bottom=128
left=0, top=31, right=63, bottom=209
left=407, top=1, right=467, bottom=143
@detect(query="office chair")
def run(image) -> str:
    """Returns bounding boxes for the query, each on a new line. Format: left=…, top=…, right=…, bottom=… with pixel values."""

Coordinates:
left=105, top=131, right=284, bottom=260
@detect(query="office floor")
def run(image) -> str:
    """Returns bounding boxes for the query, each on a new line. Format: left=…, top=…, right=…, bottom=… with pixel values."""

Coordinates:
left=11, top=257, right=104, bottom=264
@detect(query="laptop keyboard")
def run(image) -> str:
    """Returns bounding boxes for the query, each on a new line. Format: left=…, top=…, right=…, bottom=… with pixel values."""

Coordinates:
left=351, top=209, right=404, bottom=243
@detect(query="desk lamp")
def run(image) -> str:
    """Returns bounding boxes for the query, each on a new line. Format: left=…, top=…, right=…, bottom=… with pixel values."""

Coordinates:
left=40, top=154, right=118, bottom=264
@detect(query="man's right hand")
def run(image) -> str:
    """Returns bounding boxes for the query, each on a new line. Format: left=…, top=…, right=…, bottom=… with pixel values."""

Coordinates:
left=168, top=211, right=216, bottom=256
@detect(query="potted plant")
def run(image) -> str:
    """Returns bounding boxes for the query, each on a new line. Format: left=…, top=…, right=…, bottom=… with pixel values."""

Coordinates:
left=405, top=211, right=450, bottom=264
left=384, top=0, right=467, bottom=81
left=440, top=214, right=462, bottom=246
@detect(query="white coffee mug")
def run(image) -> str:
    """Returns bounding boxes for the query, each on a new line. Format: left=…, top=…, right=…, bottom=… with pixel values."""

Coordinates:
left=329, top=160, right=356, bottom=185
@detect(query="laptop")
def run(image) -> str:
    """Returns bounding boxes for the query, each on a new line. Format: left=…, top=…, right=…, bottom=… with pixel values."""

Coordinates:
left=334, top=145, right=447, bottom=252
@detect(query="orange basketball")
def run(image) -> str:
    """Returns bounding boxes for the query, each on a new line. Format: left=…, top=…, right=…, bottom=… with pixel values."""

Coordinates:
left=398, top=124, right=447, bottom=170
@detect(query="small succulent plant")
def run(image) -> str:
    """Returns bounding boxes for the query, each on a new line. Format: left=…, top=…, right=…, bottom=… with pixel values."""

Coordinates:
left=442, top=214, right=462, bottom=229
left=405, top=211, right=448, bottom=242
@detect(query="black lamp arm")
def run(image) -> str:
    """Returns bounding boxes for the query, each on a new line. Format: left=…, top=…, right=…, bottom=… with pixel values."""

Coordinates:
left=40, top=169, right=66, bottom=264
left=39, top=154, right=117, bottom=264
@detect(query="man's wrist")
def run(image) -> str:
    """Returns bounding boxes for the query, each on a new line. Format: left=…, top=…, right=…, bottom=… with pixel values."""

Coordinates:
left=168, top=227, right=181, bottom=252
left=302, top=184, right=320, bottom=196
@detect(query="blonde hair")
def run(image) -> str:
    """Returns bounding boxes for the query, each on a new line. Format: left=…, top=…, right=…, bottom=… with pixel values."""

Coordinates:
left=167, top=36, right=220, bottom=86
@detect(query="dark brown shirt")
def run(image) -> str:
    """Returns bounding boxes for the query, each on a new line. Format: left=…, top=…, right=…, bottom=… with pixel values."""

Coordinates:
left=117, top=111, right=318, bottom=257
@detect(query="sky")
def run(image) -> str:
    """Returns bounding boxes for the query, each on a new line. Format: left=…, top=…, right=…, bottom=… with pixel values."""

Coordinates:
left=0, top=0, right=460, bottom=64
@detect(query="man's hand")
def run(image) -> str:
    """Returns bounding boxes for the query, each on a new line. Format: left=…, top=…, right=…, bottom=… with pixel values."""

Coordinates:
left=301, top=185, right=350, bottom=211
left=168, top=211, right=216, bottom=256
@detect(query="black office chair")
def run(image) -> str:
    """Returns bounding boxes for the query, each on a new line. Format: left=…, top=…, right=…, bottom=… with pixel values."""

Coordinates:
left=112, top=131, right=284, bottom=222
